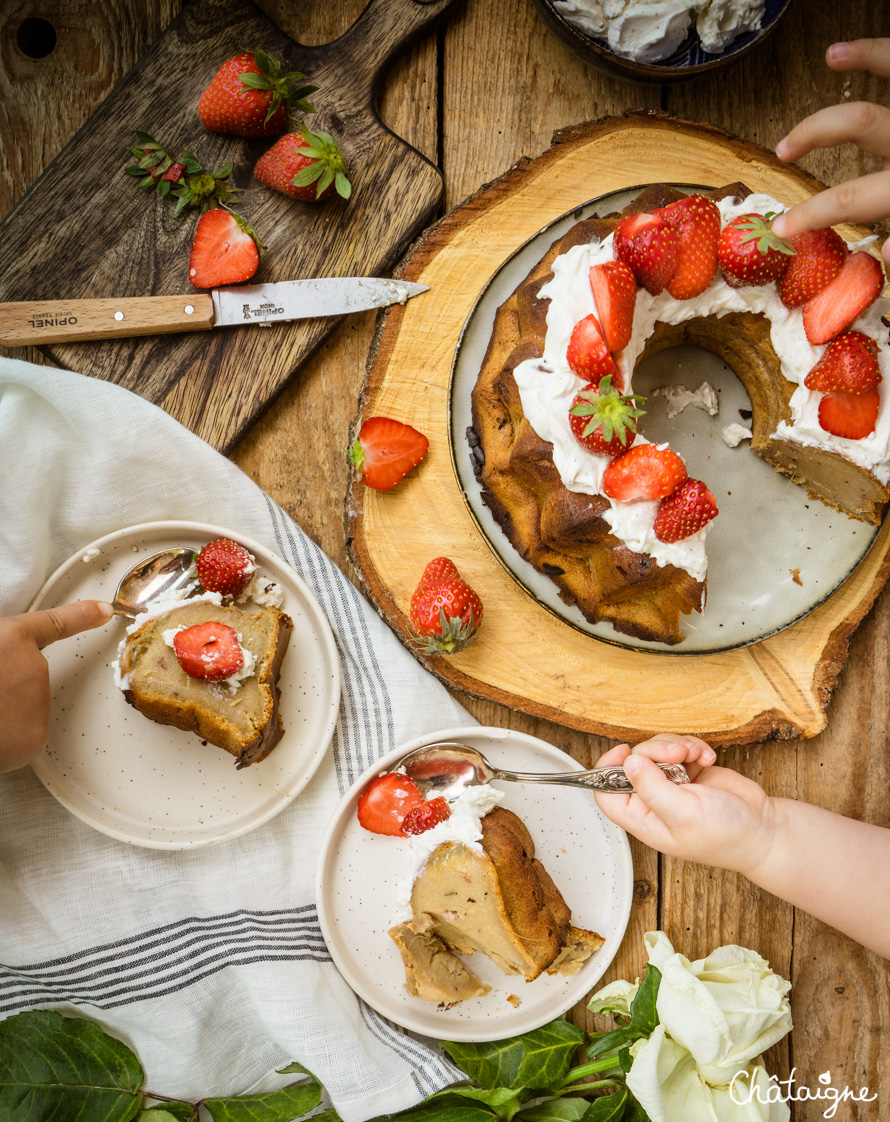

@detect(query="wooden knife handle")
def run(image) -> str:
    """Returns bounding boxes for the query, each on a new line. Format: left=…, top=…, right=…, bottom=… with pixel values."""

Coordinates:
left=0, top=294, right=215, bottom=346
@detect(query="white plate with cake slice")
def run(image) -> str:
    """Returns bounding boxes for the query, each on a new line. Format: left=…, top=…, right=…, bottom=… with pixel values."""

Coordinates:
left=29, top=521, right=341, bottom=849
left=316, top=726, right=633, bottom=1040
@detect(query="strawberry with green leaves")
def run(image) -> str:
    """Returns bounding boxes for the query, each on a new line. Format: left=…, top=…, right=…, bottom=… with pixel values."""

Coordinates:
left=653, top=479, right=719, bottom=543
left=801, top=251, right=884, bottom=345
left=613, top=212, right=680, bottom=296
left=349, top=416, right=429, bottom=491
left=199, top=50, right=316, bottom=138
left=654, top=194, right=721, bottom=300
left=409, top=557, right=482, bottom=656
left=255, top=126, right=352, bottom=202
left=188, top=208, right=263, bottom=288
left=778, top=227, right=849, bottom=308
left=569, top=375, right=645, bottom=458
left=717, top=212, right=795, bottom=287
left=804, top=332, right=881, bottom=395
left=566, top=314, right=621, bottom=384
left=601, top=443, right=687, bottom=503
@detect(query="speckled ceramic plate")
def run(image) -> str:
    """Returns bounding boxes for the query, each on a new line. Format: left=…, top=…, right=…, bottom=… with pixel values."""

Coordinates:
left=449, top=184, right=883, bottom=654
left=316, top=726, right=633, bottom=1040
left=29, top=521, right=342, bottom=849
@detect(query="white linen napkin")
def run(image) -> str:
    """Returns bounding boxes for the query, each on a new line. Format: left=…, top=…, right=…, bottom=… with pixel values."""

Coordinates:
left=0, top=355, right=471, bottom=1120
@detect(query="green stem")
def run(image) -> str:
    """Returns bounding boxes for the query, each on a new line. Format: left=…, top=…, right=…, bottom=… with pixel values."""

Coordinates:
left=559, top=1058, right=626, bottom=1086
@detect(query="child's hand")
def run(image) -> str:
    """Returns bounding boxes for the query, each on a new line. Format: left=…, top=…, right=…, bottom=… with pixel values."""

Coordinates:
left=593, top=733, right=777, bottom=877
left=771, top=39, right=890, bottom=265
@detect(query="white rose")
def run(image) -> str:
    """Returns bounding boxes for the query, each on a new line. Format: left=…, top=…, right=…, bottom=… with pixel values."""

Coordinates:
left=644, top=931, right=792, bottom=1084
left=627, top=1024, right=790, bottom=1122
left=587, top=978, right=639, bottom=1017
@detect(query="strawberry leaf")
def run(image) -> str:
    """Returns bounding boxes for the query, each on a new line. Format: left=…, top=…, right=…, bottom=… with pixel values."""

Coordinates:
left=316, top=165, right=336, bottom=197
left=335, top=171, right=352, bottom=199
left=291, top=163, right=325, bottom=186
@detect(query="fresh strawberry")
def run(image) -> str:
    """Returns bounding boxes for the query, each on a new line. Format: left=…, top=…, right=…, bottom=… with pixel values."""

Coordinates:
left=653, top=479, right=719, bottom=543
left=198, top=51, right=316, bottom=138
left=801, top=251, right=885, bottom=345
left=566, top=314, right=620, bottom=383
left=569, top=375, right=645, bottom=457
left=601, top=443, right=687, bottom=503
left=589, top=260, right=636, bottom=352
left=196, top=538, right=256, bottom=597
left=409, top=557, right=483, bottom=655
left=613, top=212, right=680, bottom=296
left=804, top=332, right=882, bottom=395
left=188, top=209, right=262, bottom=288
left=173, top=622, right=244, bottom=681
left=254, top=126, right=352, bottom=202
left=357, top=772, right=424, bottom=836
left=401, top=797, right=452, bottom=835
left=778, top=227, right=849, bottom=308
left=717, top=212, right=795, bottom=287
left=817, top=389, right=880, bottom=440
left=349, top=416, right=429, bottom=491
left=654, top=194, right=721, bottom=300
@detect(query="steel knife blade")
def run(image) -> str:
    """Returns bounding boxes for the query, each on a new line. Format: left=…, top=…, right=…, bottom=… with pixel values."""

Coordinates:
left=0, top=277, right=430, bottom=347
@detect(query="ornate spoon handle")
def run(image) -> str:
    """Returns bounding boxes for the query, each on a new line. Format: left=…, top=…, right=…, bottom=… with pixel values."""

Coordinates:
left=492, top=762, right=690, bottom=793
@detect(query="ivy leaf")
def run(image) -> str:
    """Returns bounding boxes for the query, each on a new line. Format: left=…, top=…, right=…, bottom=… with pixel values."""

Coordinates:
left=628, top=967, right=660, bottom=1037
left=427, top=1086, right=525, bottom=1121
left=204, top=1074, right=323, bottom=1122
left=519, top=1095, right=592, bottom=1122
left=444, top=1021, right=586, bottom=1093
left=0, top=1009, right=144, bottom=1122
left=585, top=1027, right=636, bottom=1060
left=385, top=1103, right=498, bottom=1122
left=139, top=1103, right=196, bottom=1121
left=581, top=1091, right=627, bottom=1122
left=619, top=1099, right=650, bottom=1122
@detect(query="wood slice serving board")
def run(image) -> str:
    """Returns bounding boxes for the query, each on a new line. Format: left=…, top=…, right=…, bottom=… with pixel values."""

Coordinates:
left=0, top=0, right=458, bottom=452
left=347, top=112, right=890, bottom=746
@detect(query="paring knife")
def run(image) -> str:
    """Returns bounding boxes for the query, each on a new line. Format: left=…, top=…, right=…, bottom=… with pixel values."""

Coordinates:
left=0, top=277, right=429, bottom=347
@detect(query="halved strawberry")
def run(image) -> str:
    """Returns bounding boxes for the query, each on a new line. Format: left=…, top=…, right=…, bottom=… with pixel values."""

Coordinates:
left=566, top=314, right=620, bottom=383
left=188, top=208, right=262, bottom=288
left=802, top=252, right=885, bottom=345
left=778, top=227, right=849, bottom=308
left=653, top=479, right=719, bottom=543
left=402, top=796, right=451, bottom=835
left=654, top=194, right=721, bottom=300
left=601, top=443, right=687, bottom=503
left=357, top=772, right=424, bottom=836
left=804, top=332, right=881, bottom=395
left=173, top=621, right=244, bottom=681
left=817, top=389, right=880, bottom=440
left=569, top=375, right=645, bottom=457
left=589, top=260, right=636, bottom=352
left=718, top=212, right=795, bottom=287
left=349, top=416, right=429, bottom=490
left=196, top=538, right=256, bottom=597
left=613, top=212, right=680, bottom=296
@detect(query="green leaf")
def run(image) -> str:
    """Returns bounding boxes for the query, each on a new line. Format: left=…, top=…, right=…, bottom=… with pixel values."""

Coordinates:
left=444, top=1021, right=585, bottom=1093
left=428, top=1086, right=525, bottom=1121
left=0, top=1009, right=144, bottom=1122
left=316, top=165, right=335, bottom=197
left=628, top=966, right=660, bottom=1037
left=334, top=172, right=352, bottom=200
left=276, top=1061, right=314, bottom=1076
left=291, top=163, right=325, bottom=187
left=137, top=1109, right=193, bottom=1122
left=386, top=1103, right=498, bottom=1122
left=204, top=1075, right=322, bottom=1122
left=585, top=1027, right=636, bottom=1060
left=580, top=1091, right=627, bottom=1122
left=157, top=180, right=171, bottom=197
left=619, top=1099, right=649, bottom=1122
left=519, top=1096, right=592, bottom=1122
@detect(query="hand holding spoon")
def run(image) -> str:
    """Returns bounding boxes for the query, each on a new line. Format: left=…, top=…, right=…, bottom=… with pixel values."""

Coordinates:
left=398, top=742, right=689, bottom=797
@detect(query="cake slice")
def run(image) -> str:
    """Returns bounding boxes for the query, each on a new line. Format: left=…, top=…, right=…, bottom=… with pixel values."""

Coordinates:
left=118, top=600, right=292, bottom=767
left=391, top=807, right=604, bottom=1001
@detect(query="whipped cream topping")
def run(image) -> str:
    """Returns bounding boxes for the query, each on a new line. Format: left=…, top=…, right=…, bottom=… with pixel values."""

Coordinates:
left=723, top=422, right=753, bottom=448
left=512, top=191, right=890, bottom=582
left=237, top=573, right=285, bottom=609
left=553, top=0, right=765, bottom=62
left=652, top=381, right=719, bottom=418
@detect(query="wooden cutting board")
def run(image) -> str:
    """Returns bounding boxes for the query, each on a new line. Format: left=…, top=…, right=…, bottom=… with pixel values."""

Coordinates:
left=347, top=112, right=890, bottom=747
left=0, top=0, right=458, bottom=452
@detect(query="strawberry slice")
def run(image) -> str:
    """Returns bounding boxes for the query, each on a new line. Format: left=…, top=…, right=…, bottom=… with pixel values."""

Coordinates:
left=613, top=212, right=681, bottom=296
left=589, top=261, right=637, bottom=352
left=778, top=227, right=849, bottom=308
left=601, top=443, right=687, bottom=503
left=569, top=375, right=645, bottom=457
left=653, top=479, right=719, bottom=543
left=804, top=332, right=881, bottom=395
left=349, top=416, right=429, bottom=490
left=802, top=251, right=885, bottom=345
left=654, top=194, right=721, bottom=300
left=402, top=796, right=451, bottom=835
left=566, top=314, right=620, bottom=383
left=357, top=772, right=424, bottom=836
left=173, top=622, right=244, bottom=681
left=188, top=209, right=262, bottom=288
left=817, top=389, right=880, bottom=440
left=196, top=538, right=256, bottom=597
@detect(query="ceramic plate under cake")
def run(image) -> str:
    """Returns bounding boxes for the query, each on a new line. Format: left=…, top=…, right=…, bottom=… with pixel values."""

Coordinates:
left=316, top=725, right=633, bottom=1040
left=450, top=183, right=883, bottom=655
left=30, top=521, right=342, bottom=848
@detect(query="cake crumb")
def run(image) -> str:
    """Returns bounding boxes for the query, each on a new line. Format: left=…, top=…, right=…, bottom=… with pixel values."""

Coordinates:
left=506, top=994, right=521, bottom=1008
left=791, top=569, right=803, bottom=586
left=81, top=548, right=101, bottom=563
left=652, top=381, right=718, bottom=418
left=722, top=423, right=753, bottom=448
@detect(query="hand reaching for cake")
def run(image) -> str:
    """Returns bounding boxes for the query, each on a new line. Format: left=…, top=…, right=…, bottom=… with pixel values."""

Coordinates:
left=772, top=39, right=890, bottom=266
left=0, top=600, right=114, bottom=774
left=594, top=732, right=890, bottom=959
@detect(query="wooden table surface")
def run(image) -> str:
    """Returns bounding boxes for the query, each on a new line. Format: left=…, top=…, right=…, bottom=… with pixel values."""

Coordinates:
left=2, top=2, right=888, bottom=1117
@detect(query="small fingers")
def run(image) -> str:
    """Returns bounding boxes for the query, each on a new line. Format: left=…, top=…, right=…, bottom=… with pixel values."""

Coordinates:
left=776, top=102, right=890, bottom=163
left=595, top=742, right=632, bottom=768
left=629, top=733, right=715, bottom=780
left=771, top=169, right=890, bottom=242
left=17, top=600, right=115, bottom=649
left=622, top=755, right=695, bottom=823
left=825, top=39, right=890, bottom=79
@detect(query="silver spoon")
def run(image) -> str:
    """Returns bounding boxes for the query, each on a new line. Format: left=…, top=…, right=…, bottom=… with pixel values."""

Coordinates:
left=111, top=547, right=199, bottom=619
left=399, top=741, right=689, bottom=798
